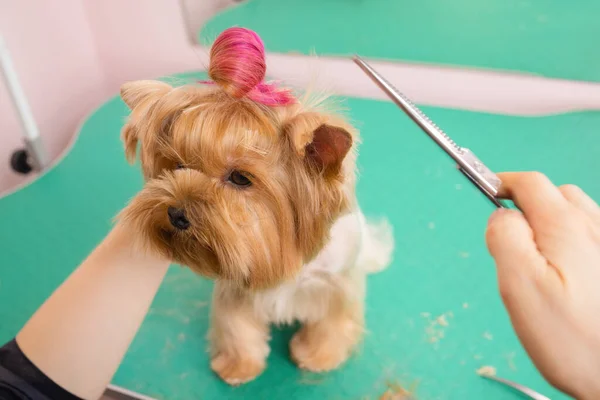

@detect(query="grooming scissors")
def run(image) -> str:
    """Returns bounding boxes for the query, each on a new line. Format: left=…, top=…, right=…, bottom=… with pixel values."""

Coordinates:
left=353, top=56, right=507, bottom=208
left=353, top=54, right=551, bottom=400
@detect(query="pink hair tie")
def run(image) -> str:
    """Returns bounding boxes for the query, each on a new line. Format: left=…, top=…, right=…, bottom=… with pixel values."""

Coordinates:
left=202, top=27, right=296, bottom=107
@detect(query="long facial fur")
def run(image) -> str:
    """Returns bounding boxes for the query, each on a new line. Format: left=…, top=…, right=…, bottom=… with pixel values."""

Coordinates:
left=118, top=81, right=357, bottom=290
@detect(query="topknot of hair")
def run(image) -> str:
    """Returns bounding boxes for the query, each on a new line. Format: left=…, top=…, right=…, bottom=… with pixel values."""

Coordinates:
left=207, top=27, right=296, bottom=106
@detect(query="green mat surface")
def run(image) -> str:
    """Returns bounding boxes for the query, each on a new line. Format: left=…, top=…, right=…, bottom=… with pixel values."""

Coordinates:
left=1, top=72, right=599, bottom=399
left=201, top=0, right=600, bottom=82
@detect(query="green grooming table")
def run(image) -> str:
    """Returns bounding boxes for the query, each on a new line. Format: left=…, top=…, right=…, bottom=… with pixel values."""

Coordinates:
left=201, top=0, right=600, bottom=82
left=1, top=71, right=599, bottom=399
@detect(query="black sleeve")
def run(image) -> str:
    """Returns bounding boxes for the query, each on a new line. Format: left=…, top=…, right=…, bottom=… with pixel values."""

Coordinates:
left=0, top=339, right=82, bottom=400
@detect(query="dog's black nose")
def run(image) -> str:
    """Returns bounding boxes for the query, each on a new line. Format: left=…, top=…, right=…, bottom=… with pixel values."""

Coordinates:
left=167, top=207, right=190, bottom=230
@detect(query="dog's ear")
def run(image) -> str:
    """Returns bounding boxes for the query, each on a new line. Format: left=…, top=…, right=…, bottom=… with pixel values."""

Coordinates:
left=121, top=121, right=141, bottom=164
left=120, top=80, right=172, bottom=110
left=305, top=124, right=352, bottom=174
left=120, top=81, right=172, bottom=164
left=286, top=113, right=353, bottom=175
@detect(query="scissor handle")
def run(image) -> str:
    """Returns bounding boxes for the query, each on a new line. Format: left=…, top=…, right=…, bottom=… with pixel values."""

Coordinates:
left=459, top=167, right=507, bottom=208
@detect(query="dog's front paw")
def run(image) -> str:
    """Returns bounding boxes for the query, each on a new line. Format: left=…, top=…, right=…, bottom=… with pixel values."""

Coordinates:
left=289, top=326, right=353, bottom=372
left=211, top=353, right=265, bottom=385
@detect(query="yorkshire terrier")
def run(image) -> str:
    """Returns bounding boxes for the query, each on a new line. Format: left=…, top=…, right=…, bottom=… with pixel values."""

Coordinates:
left=118, top=27, right=393, bottom=385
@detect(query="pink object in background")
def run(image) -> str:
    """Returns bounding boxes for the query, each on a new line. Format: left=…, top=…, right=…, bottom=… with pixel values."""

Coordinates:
left=0, top=0, right=206, bottom=193
left=0, top=0, right=105, bottom=192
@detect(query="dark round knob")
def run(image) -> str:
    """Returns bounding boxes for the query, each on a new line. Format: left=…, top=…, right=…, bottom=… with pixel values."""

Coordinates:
left=10, top=149, right=33, bottom=174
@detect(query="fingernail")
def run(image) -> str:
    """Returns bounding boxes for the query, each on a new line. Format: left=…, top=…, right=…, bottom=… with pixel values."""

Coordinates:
left=488, top=208, right=508, bottom=224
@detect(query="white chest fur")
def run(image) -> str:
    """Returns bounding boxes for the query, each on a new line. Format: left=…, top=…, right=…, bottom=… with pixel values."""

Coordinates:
left=251, top=210, right=393, bottom=324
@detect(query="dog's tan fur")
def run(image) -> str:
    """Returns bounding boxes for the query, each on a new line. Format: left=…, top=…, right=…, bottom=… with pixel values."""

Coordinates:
left=118, top=80, right=392, bottom=385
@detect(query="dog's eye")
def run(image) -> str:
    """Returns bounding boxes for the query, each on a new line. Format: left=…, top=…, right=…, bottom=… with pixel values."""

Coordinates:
left=176, top=163, right=185, bottom=170
left=228, top=170, right=252, bottom=187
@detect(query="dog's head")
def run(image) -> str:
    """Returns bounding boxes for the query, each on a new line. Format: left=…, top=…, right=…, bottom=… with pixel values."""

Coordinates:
left=118, top=28, right=357, bottom=289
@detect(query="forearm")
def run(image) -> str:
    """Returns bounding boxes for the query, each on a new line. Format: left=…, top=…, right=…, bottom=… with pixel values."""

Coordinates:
left=16, top=223, right=170, bottom=400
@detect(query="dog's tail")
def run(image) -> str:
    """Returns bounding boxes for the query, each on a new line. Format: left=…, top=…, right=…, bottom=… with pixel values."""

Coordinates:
left=357, top=215, right=395, bottom=274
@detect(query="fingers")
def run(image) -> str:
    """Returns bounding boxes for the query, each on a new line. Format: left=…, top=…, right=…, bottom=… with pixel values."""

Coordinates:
left=497, top=172, right=570, bottom=227
left=559, top=184, right=600, bottom=222
left=486, top=209, right=547, bottom=283
left=498, top=172, right=571, bottom=232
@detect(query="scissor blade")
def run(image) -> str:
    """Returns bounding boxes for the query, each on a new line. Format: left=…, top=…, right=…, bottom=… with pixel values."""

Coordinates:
left=353, top=56, right=462, bottom=159
left=353, top=55, right=504, bottom=206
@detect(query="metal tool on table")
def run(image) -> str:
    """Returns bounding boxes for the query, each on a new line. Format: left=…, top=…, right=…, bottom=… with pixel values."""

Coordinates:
left=481, top=374, right=551, bottom=400
left=354, top=56, right=552, bottom=399
left=353, top=56, right=507, bottom=209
